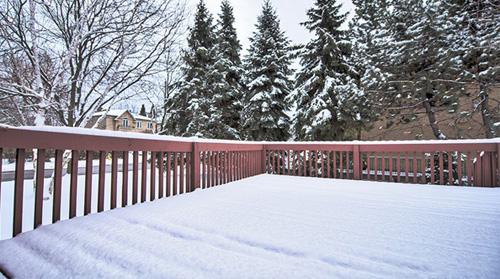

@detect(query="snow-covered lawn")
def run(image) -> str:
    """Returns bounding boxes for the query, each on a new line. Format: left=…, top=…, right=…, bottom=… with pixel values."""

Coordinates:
left=0, top=174, right=499, bottom=278
left=1, top=156, right=139, bottom=172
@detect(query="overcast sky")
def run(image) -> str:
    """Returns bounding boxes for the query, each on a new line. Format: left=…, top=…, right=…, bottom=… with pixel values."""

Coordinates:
left=188, top=0, right=356, bottom=53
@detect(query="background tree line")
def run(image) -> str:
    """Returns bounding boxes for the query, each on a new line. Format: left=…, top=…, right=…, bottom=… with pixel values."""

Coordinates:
left=164, top=0, right=499, bottom=141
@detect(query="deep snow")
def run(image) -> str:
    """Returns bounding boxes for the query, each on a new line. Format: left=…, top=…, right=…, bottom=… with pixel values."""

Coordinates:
left=0, top=174, right=499, bottom=278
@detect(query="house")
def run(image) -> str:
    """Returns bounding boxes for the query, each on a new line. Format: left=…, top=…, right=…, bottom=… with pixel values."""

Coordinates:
left=86, top=109, right=158, bottom=133
left=361, top=85, right=500, bottom=140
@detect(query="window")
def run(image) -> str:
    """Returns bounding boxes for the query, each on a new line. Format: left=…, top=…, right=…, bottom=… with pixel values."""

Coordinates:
left=148, top=122, right=153, bottom=130
left=123, top=118, right=129, bottom=127
left=137, top=121, right=142, bottom=128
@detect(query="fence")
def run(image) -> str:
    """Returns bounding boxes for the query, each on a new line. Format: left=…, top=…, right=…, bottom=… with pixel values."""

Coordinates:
left=0, top=126, right=264, bottom=238
left=264, top=141, right=499, bottom=187
left=0, top=126, right=498, bottom=238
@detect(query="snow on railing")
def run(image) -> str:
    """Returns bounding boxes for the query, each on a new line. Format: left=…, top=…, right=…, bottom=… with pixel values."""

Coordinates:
left=0, top=125, right=498, bottom=239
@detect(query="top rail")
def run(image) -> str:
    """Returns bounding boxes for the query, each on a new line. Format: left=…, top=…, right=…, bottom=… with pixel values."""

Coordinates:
left=264, top=141, right=499, bottom=152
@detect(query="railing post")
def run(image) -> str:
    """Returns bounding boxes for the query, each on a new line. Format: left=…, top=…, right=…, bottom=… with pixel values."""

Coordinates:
left=261, top=145, right=266, bottom=174
left=192, top=141, right=200, bottom=191
left=353, top=144, right=360, bottom=180
left=497, top=143, right=500, bottom=187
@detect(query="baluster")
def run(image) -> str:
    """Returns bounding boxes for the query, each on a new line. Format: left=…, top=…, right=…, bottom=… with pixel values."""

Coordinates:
left=381, top=152, right=385, bottom=182
left=98, top=151, right=106, bottom=212
left=397, top=152, right=401, bottom=183
left=180, top=153, right=185, bottom=194
left=70, top=150, right=79, bottom=217
left=421, top=152, right=426, bottom=184
left=439, top=152, right=444, bottom=185
left=133, top=151, right=139, bottom=203
left=166, top=152, right=172, bottom=196
left=173, top=152, right=178, bottom=195
left=150, top=151, right=156, bottom=200
left=158, top=152, right=164, bottom=198
left=34, top=149, right=45, bottom=228
left=430, top=152, right=435, bottom=185
left=111, top=151, right=118, bottom=209
left=405, top=152, right=409, bottom=183
left=13, top=149, right=26, bottom=236
left=122, top=151, right=129, bottom=206
left=141, top=151, right=148, bottom=202
left=85, top=151, right=93, bottom=214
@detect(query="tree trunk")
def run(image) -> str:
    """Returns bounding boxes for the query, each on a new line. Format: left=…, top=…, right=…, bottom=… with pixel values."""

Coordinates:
left=423, top=99, right=446, bottom=139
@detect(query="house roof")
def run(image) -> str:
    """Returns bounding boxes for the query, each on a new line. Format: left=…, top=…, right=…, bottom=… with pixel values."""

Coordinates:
left=93, top=109, right=155, bottom=122
left=93, top=109, right=128, bottom=117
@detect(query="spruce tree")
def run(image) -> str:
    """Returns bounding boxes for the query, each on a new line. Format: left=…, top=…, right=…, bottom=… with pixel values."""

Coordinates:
left=347, top=0, right=499, bottom=140
left=242, top=0, right=293, bottom=141
left=290, top=0, right=367, bottom=141
left=207, top=0, right=243, bottom=139
left=178, top=0, right=216, bottom=137
left=352, top=0, right=462, bottom=139
left=139, top=104, right=147, bottom=116
left=443, top=0, right=500, bottom=138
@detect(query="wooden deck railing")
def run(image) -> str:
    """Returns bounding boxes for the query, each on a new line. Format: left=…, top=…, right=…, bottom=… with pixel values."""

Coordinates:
left=0, top=126, right=264, bottom=238
left=0, top=125, right=498, bottom=239
left=263, top=141, right=499, bottom=188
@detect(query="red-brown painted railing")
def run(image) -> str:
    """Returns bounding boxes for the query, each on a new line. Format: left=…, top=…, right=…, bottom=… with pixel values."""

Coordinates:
left=0, top=126, right=499, bottom=239
left=263, top=141, right=499, bottom=188
left=0, top=126, right=263, bottom=238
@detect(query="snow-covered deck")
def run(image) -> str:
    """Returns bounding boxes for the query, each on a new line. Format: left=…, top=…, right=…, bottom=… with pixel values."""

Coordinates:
left=0, top=175, right=499, bottom=278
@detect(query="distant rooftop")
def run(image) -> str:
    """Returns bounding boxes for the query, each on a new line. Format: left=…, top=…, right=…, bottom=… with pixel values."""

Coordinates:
left=93, top=109, right=154, bottom=121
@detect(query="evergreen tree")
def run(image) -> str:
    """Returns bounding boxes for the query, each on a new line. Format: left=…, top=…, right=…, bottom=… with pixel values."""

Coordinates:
left=139, top=104, right=147, bottom=116
left=242, top=0, right=293, bottom=141
left=442, top=0, right=500, bottom=138
left=176, top=0, right=217, bottom=137
left=352, top=0, right=464, bottom=139
left=291, top=0, right=369, bottom=141
left=207, top=0, right=243, bottom=139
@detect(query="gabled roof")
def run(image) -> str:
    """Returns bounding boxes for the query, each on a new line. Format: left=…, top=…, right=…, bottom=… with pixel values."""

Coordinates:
left=93, top=109, right=128, bottom=118
left=93, top=109, right=155, bottom=122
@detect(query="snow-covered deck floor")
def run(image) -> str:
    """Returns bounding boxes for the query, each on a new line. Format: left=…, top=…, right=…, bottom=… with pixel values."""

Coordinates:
left=1, top=175, right=499, bottom=279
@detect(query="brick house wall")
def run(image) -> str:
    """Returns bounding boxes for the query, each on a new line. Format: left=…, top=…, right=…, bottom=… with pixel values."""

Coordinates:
left=361, top=86, right=500, bottom=140
left=86, top=110, right=157, bottom=133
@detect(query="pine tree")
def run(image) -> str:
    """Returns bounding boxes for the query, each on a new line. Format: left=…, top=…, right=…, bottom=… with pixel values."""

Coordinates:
left=352, top=0, right=466, bottom=140
left=207, top=0, right=243, bottom=139
left=177, top=0, right=217, bottom=137
left=443, top=0, right=500, bottom=138
left=242, top=0, right=293, bottom=141
left=291, top=0, right=369, bottom=141
left=139, top=104, right=147, bottom=116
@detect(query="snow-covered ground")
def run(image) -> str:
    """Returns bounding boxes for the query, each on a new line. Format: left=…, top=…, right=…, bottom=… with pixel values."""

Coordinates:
left=1, top=155, right=142, bottom=172
left=0, top=174, right=499, bottom=278
left=2, top=158, right=107, bottom=172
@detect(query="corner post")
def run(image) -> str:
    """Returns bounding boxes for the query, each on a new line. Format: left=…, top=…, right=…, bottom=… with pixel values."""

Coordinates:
left=261, top=144, right=266, bottom=174
left=353, top=144, right=361, bottom=180
left=191, top=141, right=200, bottom=191
left=497, top=143, right=500, bottom=187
